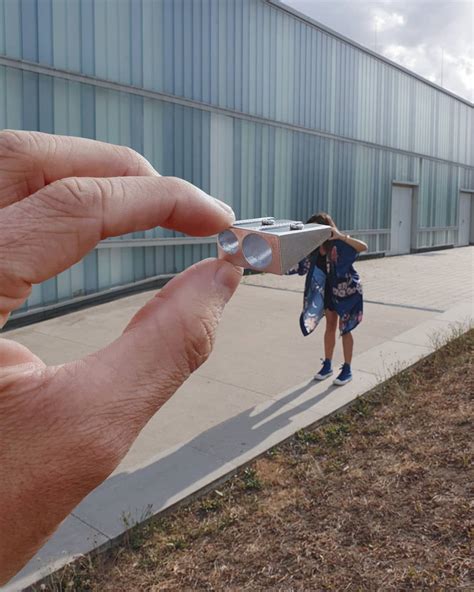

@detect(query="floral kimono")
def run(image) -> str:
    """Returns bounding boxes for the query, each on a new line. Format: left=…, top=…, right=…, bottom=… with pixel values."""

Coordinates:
left=290, top=239, right=363, bottom=337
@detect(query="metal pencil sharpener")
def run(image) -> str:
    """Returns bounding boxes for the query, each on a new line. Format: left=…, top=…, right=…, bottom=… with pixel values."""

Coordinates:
left=217, top=217, right=332, bottom=274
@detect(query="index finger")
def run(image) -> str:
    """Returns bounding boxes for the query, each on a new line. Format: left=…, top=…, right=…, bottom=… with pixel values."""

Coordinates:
left=0, top=175, right=235, bottom=326
left=0, top=130, right=158, bottom=208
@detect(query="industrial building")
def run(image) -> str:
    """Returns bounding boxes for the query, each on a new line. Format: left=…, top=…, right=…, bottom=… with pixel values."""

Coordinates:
left=0, top=0, right=472, bottom=319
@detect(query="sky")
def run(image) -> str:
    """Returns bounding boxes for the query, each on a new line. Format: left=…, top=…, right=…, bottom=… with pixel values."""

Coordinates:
left=283, top=0, right=473, bottom=102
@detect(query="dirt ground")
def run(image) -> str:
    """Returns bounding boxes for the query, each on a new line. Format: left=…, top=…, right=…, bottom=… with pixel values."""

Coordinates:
left=40, top=331, right=473, bottom=592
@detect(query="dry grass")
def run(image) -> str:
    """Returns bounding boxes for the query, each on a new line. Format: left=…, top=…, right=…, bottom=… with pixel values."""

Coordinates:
left=38, top=331, right=473, bottom=591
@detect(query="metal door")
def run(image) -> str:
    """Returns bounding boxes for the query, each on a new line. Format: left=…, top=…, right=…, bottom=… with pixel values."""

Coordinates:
left=458, top=192, right=472, bottom=246
left=390, top=185, right=412, bottom=255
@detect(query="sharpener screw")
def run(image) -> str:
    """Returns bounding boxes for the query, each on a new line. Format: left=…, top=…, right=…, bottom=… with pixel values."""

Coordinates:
left=290, top=221, right=304, bottom=230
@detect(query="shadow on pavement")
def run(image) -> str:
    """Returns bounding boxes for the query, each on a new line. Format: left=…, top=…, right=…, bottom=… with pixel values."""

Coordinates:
left=74, top=379, right=338, bottom=536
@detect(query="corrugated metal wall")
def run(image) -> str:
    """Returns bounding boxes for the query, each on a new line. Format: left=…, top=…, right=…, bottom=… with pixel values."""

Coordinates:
left=1, top=0, right=472, bottom=163
left=0, top=0, right=473, bottom=316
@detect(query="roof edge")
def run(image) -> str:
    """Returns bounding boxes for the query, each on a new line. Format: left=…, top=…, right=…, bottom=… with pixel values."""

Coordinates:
left=264, top=0, right=473, bottom=108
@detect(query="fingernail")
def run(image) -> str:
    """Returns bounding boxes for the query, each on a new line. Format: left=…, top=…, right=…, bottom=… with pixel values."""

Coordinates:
left=214, top=261, right=242, bottom=303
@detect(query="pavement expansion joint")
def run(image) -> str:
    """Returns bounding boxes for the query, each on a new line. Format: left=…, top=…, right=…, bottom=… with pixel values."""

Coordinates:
left=70, top=513, right=111, bottom=541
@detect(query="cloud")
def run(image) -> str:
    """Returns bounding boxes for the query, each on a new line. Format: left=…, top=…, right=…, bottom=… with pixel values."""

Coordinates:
left=382, top=43, right=421, bottom=70
left=283, top=0, right=473, bottom=102
left=382, top=43, right=473, bottom=99
left=455, top=54, right=473, bottom=95
left=373, top=10, right=405, bottom=32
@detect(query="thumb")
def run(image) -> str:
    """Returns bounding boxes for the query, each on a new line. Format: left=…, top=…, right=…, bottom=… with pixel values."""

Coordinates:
left=64, top=259, right=242, bottom=442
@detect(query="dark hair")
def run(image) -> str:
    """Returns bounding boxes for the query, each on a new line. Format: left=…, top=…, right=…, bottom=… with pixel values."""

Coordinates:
left=306, top=212, right=336, bottom=227
left=306, top=212, right=335, bottom=252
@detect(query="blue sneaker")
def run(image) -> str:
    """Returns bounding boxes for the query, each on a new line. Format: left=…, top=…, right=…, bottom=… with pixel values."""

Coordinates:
left=333, top=363, right=353, bottom=386
left=314, top=359, right=333, bottom=381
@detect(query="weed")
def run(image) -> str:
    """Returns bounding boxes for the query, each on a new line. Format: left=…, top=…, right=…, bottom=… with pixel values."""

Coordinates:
left=322, top=421, right=350, bottom=447
left=121, top=504, right=153, bottom=530
left=121, top=505, right=154, bottom=550
left=266, top=446, right=279, bottom=457
left=199, top=497, right=223, bottom=514
left=429, top=319, right=473, bottom=352
left=352, top=397, right=373, bottom=418
left=361, top=423, right=385, bottom=437
left=295, top=429, right=321, bottom=444
left=241, top=467, right=262, bottom=490
left=324, top=458, right=348, bottom=473
left=166, top=538, right=186, bottom=551
left=136, top=550, right=158, bottom=571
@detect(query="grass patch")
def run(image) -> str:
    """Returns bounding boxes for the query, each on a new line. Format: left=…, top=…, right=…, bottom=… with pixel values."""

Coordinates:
left=36, top=330, right=473, bottom=591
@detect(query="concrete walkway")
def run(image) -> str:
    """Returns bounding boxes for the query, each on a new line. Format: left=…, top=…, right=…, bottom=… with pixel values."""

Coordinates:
left=3, top=247, right=473, bottom=591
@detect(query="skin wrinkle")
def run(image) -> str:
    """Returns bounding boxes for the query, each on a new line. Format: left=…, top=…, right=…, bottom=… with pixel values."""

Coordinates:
left=107, top=322, right=194, bottom=416
left=40, top=178, right=101, bottom=220
left=0, top=133, right=44, bottom=202
left=98, top=177, right=124, bottom=238
left=0, top=363, right=46, bottom=389
left=31, top=133, right=51, bottom=189
left=0, top=130, right=27, bottom=158
left=173, top=316, right=210, bottom=377
left=0, top=181, right=101, bottom=286
left=1, top=364, right=131, bottom=471
left=146, top=309, right=192, bottom=372
left=0, top=273, right=31, bottom=298
left=47, top=135, right=71, bottom=185
left=0, top=289, right=32, bottom=325
left=90, top=398, right=154, bottom=428
left=50, top=369, right=157, bottom=459
left=47, top=179, right=104, bottom=257
left=0, top=380, right=58, bottom=444
left=0, top=131, right=159, bottom=208
left=123, top=290, right=171, bottom=332
left=72, top=347, right=178, bottom=426
left=117, top=145, right=157, bottom=177
left=0, top=176, right=31, bottom=206
left=160, top=177, right=183, bottom=228
left=7, top=191, right=52, bottom=221
left=88, top=392, right=167, bottom=441
left=0, top=218, right=31, bottom=249
left=3, top=434, right=115, bottom=505
left=0, top=194, right=91, bottom=275
left=183, top=308, right=221, bottom=374
left=18, top=383, right=131, bottom=472
left=129, top=317, right=191, bottom=393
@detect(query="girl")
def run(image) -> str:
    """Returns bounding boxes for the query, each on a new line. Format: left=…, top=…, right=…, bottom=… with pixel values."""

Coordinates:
left=293, top=212, right=368, bottom=385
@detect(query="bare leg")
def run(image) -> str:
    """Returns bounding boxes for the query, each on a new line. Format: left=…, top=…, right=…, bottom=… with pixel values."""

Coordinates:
left=324, top=310, right=338, bottom=361
left=341, top=329, right=354, bottom=365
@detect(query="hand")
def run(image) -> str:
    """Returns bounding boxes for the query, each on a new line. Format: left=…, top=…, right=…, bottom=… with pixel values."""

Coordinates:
left=329, top=228, right=346, bottom=241
left=328, top=228, right=368, bottom=253
left=0, top=131, right=242, bottom=584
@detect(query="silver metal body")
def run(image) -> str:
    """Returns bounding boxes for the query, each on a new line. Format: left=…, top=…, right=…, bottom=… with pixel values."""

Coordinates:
left=217, top=218, right=332, bottom=274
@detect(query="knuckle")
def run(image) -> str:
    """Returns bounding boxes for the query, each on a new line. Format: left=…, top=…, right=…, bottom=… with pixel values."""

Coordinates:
left=120, top=146, right=152, bottom=175
left=182, top=311, right=219, bottom=373
left=163, top=176, right=193, bottom=195
left=123, top=145, right=142, bottom=162
left=0, top=287, right=32, bottom=319
left=40, top=177, right=103, bottom=217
